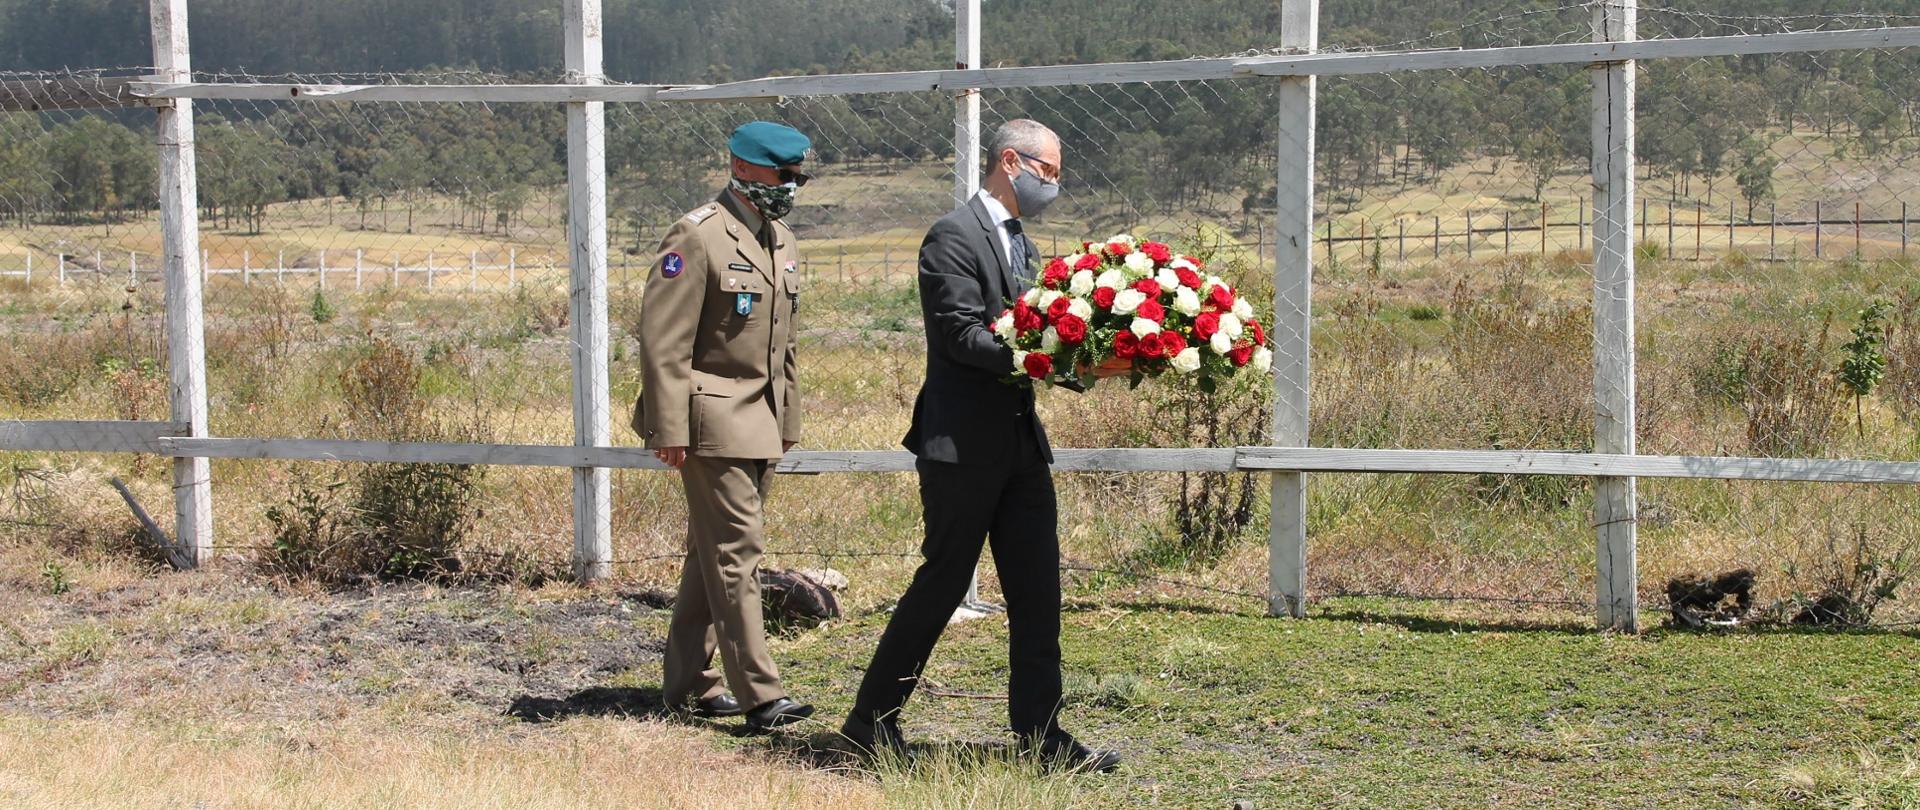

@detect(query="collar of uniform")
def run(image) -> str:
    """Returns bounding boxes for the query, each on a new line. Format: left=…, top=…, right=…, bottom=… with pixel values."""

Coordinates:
left=717, top=188, right=778, bottom=284
left=975, top=188, right=1015, bottom=230
left=718, top=188, right=768, bottom=238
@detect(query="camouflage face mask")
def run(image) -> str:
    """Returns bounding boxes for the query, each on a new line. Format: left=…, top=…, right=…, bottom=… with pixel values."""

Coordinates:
left=730, top=176, right=797, bottom=221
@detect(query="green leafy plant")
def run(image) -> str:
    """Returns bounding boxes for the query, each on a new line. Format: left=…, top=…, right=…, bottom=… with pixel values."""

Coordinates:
left=1837, top=301, right=1889, bottom=438
left=310, top=289, right=336, bottom=324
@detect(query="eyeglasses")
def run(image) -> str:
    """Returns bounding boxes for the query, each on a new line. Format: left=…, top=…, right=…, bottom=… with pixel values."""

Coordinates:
left=1014, top=150, right=1061, bottom=183
left=778, top=166, right=812, bottom=187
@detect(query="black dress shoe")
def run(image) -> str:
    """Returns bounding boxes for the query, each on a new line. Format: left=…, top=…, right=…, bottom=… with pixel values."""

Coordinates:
left=675, top=694, right=744, bottom=718
left=744, top=697, right=815, bottom=731
left=839, top=710, right=908, bottom=758
left=1026, top=731, right=1122, bottom=774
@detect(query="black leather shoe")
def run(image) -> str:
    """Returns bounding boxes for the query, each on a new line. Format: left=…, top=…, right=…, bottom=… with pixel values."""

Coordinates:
left=1026, top=731, right=1122, bottom=774
left=675, top=694, right=744, bottom=718
left=839, top=710, right=908, bottom=758
left=744, top=697, right=815, bottom=731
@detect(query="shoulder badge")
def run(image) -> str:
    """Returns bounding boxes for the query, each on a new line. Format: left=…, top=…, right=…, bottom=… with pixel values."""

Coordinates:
left=684, top=206, right=718, bottom=224
left=661, top=252, right=685, bottom=279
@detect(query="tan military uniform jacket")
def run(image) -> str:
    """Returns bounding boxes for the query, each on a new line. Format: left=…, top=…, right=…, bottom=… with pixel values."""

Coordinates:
left=633, top=190, right=802, bottom=460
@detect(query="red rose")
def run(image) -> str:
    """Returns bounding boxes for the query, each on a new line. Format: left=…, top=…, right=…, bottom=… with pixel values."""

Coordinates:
left=1081, top=241, right=1095, bottom=252
left=1054, top=313, right=1088, bottom=344
left=1142, top=242, right=1173, bottom=264
left=1209, top=284, right=1235, bottom=310
left=1073, top=253, right=1102, bottom=272
left=1014, top=303, right=1045, bottom=332
left=1137, top=299, right=1166, bottom=323
left=1175, top=267, right=1203, bottom=289
left=1047, top=296, right=1073, bottom=320
left=1106, top=241, right=1132, bottom=257
left=1043, top=258, right=1071, bottom=288
left=1193, top=311, right=1221, bottom=341
left=1248, top=319, right=1266, bottom=345
left=1023, top=351, right=1054, bottom=378
left=1138, top=332, right=1167, bottom=359
left=1229, top=345, right=1254, bottom=367
left=1113, top=332, right=1139, bottom=360
left=1185, top=256, right=1204, bottom=269
left=1132, top=279, right=1162, bottom=299
left=1091, top=287, right=1117, bottom=309
left=1160, top=330, right=1188, bottom=355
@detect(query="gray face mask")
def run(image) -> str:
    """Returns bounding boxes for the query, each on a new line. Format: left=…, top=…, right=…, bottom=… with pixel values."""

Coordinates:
left=1012, top=164, right=1060, bottom=220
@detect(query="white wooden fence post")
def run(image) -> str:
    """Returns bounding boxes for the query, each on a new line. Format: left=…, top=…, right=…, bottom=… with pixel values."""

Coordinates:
left=58, top=253, right=66, bottom=284
left=1590, top=0, right=1639, bottom=632
left=23, top=251, right=29, bottom=283
left=318, top=248, right=327, bottom=290
left=950, top=0, right=998, bottom=619
left=566, top=0, right=612, bottom=582
left=1269, top=0, right=1318, bottom=619
left=426, top=249, right=435, bottom=289
left=200, top=249, right=208, bottom=284
left=276, top=249, right=284, bottom=284
left=242, top=248, right=251, bottom=285
left=508, top=247, right=517, bottom=288
left=355, top=249, right=363, bottom=290
left=152, top=0, right=213, bottom=566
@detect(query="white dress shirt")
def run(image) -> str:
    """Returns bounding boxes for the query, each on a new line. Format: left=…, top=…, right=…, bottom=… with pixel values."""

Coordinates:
left=975, top=189, right=1022, bottom=271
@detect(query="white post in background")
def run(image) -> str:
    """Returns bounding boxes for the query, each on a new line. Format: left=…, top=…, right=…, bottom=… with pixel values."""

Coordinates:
left=566, top=0, right=613, bottom=583
left=151, top=0, right=213, bottom=565
left=951, top=0, right=999, bottom=621
left=1590, top=0, right=1639, bottom=632
left=1269, top=0, right=1318, bottom=619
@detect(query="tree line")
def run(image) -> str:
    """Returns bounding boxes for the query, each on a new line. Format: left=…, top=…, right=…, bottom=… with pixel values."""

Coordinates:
left=2, top=0, right=1916, bottom=231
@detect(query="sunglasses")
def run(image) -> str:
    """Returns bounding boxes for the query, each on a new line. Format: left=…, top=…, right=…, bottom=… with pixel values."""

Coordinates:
left=1014, top=150, right=1061, bottom=183
left=778, top=166, right=812, bottom=187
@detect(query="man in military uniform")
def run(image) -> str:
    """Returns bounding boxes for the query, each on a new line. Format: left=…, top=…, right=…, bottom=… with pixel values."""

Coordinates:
left=633, top=121, right=812, bottom=732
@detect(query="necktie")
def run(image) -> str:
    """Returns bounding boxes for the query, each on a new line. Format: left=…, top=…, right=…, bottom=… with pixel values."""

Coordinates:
left=1006, top=218, right=1031, bottom=286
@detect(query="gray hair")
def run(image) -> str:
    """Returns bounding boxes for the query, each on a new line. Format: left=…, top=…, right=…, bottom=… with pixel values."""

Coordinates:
left=986, top=119, right=1057, bottom=165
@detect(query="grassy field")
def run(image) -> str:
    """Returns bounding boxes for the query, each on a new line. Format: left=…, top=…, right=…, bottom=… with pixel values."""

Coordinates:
left=1, top=543, right=1915, bottom=809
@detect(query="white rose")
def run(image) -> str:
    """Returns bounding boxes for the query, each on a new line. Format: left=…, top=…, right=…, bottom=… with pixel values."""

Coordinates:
left=1205, top=275, right=1225, bottom=292
left=1232, top=298, right=1253, bottom=320
left=1171, top=257, right=1198, bottom=273
left=1170, top=347, right=1202, bottom=373
left=1094, top=269, right=1126, bottom=290
left=1064, top=253, right=1087, bottom=270
left=1012, top=350, right=1029, bottom=373
left=1210, top=332, right=1233, bottom=355
left=1129, top=318, right=1161, bottom=338
left=1068, top=270, right=1095, bottom=297
left=1021, top=288, right=1041, bottom=307
left=1112, top=289, right=1147, bottom=316
left=1156, top=268, right=1181, bottom=291
left=1109, top=233, right=1136, bottom=244
left=993, top=311, right=1015, bottom=341
left=1042, top=327, right=1061, bottom=354
left=1123, top=252, right=1155, bottom=277
left=1067, top=297, right=1093, bottom=320
left=1252, top=346, right=1274, bottom=373
left=1040, top=290, right=1063, bottom=309
left=1174, top=287, right=1202, bottom=317
left=1218, top=313, right=1244, bottom=340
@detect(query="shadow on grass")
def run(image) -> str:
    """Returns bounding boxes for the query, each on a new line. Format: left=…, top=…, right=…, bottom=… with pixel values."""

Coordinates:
left=749, top=729, right=1025, bottom=776
left=505, top=686, right=667, bottom=723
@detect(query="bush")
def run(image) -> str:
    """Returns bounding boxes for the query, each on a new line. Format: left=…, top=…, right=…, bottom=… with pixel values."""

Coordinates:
left=1739, top=319, right=1844, bottom=457
left=1782, top=525, right=1916, bottom=626
left=262, top=336, right=498, bottom=585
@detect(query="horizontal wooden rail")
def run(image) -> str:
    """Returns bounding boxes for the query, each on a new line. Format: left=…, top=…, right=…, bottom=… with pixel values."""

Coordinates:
left=0, top=420, right=188, bottom=454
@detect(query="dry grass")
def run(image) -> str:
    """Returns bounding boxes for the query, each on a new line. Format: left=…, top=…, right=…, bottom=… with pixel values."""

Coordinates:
left=0, top=715, right=881, bottom=810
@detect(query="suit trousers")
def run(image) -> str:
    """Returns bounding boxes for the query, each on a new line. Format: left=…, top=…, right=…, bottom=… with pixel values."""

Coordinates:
left=852, top=426, right=1064, bottom=737
left=662, top=454, right=786, bottom=710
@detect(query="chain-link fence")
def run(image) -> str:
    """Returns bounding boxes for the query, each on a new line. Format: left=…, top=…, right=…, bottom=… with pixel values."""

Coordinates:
left=6, top=5, right=1920, bottom=628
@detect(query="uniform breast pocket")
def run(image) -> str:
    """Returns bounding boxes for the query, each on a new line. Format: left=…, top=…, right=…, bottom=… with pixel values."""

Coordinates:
left=717, top=270, right=768, bottom=321
left=783, top=270, right=802, bottom=315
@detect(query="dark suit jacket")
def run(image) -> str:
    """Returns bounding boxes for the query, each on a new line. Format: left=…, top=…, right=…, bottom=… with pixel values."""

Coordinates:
left=902, top=196, right=1052, bottom=466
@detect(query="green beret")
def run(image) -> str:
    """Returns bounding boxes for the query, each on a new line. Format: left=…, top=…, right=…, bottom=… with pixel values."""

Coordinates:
left=728, top=121, right=811, bottom=169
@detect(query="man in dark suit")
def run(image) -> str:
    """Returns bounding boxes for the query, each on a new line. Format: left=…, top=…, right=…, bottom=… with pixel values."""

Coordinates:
left=840, top=119, right=1122, bottom=773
